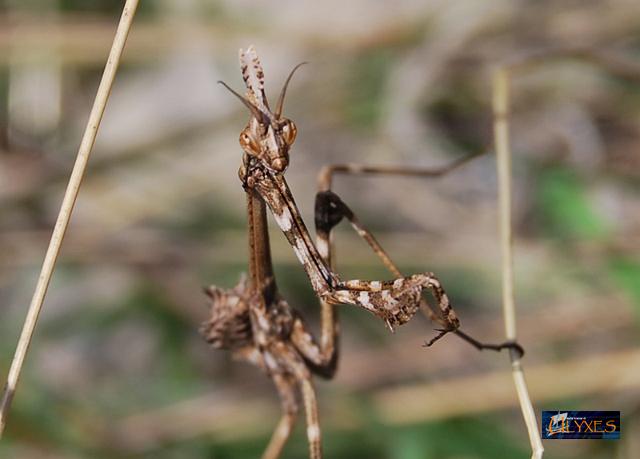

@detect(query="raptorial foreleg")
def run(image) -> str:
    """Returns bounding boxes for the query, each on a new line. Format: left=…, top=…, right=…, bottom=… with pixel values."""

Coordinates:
left=314, top=158, right=523, bottom=354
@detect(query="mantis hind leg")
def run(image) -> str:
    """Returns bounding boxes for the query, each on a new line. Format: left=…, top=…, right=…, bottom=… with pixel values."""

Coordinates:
left=262, top=374, right=298, bottom=459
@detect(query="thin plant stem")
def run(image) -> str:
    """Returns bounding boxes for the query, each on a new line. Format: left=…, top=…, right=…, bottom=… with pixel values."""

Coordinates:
left=491, top=46, right=640, bottom=459
left=493, top=68, right=544, bottom=459
left=0, top=0, right=140, bottom=436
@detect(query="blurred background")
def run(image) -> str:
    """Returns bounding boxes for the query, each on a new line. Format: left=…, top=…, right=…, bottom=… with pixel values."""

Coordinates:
left=1, top=1, right=640, bottom=458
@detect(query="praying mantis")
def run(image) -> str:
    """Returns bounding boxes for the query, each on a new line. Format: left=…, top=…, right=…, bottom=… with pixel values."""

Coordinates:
left=201, top=45, right=521, bottom=459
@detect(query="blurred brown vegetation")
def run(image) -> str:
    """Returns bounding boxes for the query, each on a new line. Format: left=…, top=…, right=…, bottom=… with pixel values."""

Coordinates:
left=1, top=1, right=639, bottom=458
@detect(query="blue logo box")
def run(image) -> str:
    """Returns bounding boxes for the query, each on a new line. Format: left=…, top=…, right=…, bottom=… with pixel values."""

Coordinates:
left=541, top=411, right=620, bottom=439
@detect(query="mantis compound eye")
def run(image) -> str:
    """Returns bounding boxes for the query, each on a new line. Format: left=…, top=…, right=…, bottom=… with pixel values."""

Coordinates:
left=280, top=119, right=297, bottom=146
left=239, top=130, right=260, bottom=155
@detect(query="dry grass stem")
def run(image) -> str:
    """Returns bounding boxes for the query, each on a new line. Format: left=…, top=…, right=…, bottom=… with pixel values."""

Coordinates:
left=0, top=0, right=140, bottom=435
left=493, top=68, right=544, bottom=459
left=490, top=47, right=640, bottom=458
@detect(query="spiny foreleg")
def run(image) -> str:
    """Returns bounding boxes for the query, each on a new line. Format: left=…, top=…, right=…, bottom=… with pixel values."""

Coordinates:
left=324, top=274, right=458, bottom=332
left=315, top=160, right=523, bottom=354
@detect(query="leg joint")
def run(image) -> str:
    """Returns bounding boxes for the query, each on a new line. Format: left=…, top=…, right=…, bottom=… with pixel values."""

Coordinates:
left=315, top=190, right=351, bottom=233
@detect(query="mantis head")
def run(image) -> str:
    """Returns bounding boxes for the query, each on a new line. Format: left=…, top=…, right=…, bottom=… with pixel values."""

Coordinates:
left=219, top=46, right=305, bottom=173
